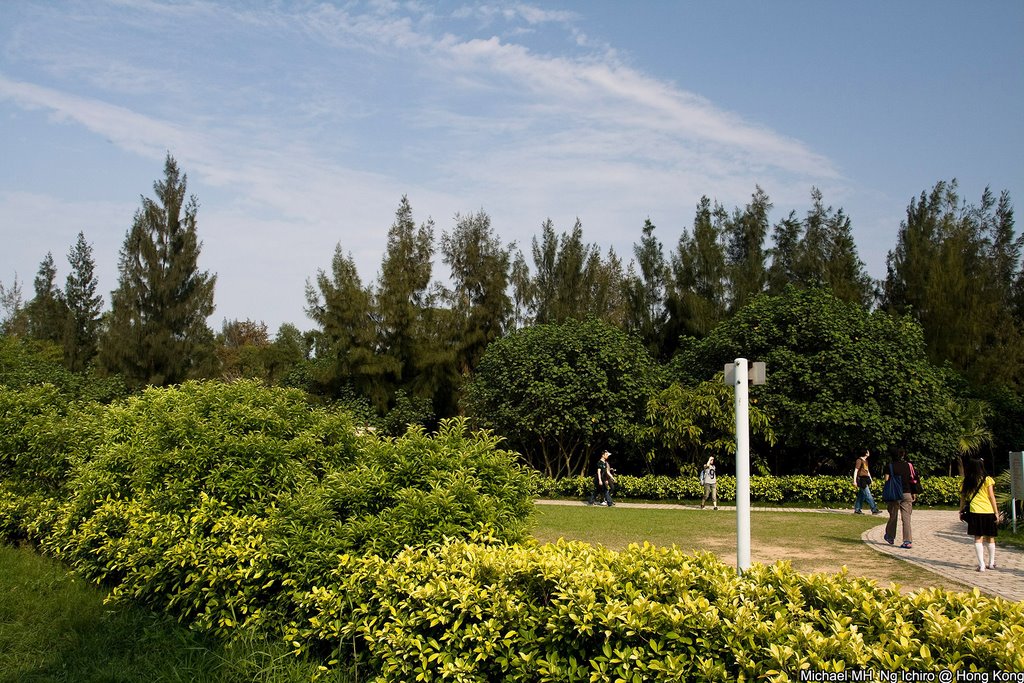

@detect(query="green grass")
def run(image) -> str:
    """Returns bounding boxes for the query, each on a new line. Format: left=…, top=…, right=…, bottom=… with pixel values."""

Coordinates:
left=0, top=544, right=350, bottom=683
left=530, top=504, right=972, bottom=592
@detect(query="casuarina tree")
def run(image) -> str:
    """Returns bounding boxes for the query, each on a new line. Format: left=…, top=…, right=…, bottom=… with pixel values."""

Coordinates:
left=101, top=154, right=216, bottom=387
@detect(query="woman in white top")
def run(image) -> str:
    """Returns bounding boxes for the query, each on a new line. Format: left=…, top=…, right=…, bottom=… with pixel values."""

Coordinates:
left=700, top=456, right=717, bottom=510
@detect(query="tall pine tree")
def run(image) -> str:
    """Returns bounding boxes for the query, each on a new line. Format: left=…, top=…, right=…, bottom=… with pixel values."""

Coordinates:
left=666, top=195, right=728, bottom=340
left=375, top=196, right=435, bottom=402
left=441, top=210, right=513, bottom=375
left=27, top=252, right=68, bottom=345
left=63, top=232, right=103, bottom=371
left=883, top=180, right=1022, bottom=388
left=305, top=245, right=392, bottom=410
left=724, top=187, right=771, bottom=313
left=624, top=218, right=668, bottom=357
left=101, top=154, right=216, bottom=387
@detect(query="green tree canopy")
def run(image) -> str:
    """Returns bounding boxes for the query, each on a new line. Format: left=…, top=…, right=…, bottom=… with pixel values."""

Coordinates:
left=671, top=287, right=957, bottom=474
left=463, top=317, right=659, bottom=478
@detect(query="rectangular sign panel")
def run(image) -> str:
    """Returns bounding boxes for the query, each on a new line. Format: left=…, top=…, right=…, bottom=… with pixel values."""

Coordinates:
left=1010, top=451, right=1024, bottom=499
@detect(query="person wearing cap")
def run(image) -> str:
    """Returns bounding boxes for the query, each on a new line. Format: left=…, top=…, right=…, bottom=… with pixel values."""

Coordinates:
left=700, top=456, right=718, bottom=510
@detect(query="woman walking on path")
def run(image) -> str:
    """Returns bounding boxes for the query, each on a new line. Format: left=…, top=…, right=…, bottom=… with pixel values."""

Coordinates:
left=883, top=449, right=920, bottom=549
left=852, top=448, right=881, bottom=515
left=960, top=457, right=1000, bottom=571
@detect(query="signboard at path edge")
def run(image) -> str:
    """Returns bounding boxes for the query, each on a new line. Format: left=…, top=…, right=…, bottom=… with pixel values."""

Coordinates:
left=1010, top=451, right=1024, bottom=499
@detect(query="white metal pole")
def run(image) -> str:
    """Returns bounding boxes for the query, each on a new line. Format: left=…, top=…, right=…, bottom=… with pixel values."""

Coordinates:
left=734, top=357, right=751, bottom=572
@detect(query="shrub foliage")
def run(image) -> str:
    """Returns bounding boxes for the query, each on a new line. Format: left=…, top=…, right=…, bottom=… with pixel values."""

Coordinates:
left=289, top=539, right=1024, bottom=680
left=1, top=380, right=1020, bottom=679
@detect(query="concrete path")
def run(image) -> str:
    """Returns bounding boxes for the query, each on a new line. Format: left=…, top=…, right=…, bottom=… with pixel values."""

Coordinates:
left=861, top=508, right=1023, bottom=602
left=535, top=499, right=1024, bottom=602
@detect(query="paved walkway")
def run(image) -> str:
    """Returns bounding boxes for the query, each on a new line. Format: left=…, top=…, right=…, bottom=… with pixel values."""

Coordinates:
left=536, top=499, right=1024, bottom=602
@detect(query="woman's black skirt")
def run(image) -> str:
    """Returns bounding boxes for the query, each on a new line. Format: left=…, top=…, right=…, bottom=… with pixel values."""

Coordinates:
left=966, top=512, right=998, bottom=538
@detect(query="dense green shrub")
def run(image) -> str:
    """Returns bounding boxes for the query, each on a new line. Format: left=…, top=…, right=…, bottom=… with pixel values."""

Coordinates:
left=289, top=539, right=1024, bottom=680
left=0, top=384, right=107, bottom=492
left=537, top=473, right=965, bottom=507
left=0, top=335, right=127, bottom=403
left=2, top=380, right=536, bottom=640
left=3, top=379, right=1017, bottom=680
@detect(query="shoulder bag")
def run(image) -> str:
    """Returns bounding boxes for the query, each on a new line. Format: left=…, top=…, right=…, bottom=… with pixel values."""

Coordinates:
left=882, top=463, right=904, bottom=502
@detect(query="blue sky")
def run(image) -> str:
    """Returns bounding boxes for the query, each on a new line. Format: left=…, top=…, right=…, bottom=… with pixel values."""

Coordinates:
left=2, top=1, right=1022, bottom=332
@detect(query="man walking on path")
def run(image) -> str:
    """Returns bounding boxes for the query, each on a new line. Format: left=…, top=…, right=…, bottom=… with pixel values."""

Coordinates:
left=587, top=451, right=615, bottom=506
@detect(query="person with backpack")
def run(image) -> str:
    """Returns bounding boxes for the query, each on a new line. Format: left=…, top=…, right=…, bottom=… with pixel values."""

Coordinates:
left=882, top=448, right=920, bottom=548
left=960, top=457, right=1000, bottom=572
left=700, top=456, right=718, bottom=510
left=852, top=448, right=881, bottom=515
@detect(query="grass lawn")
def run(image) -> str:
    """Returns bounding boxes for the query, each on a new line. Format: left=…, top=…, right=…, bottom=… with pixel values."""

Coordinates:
left=0, top=544, right=349, bottom=683
left=530, top=503, right=974, bottom=594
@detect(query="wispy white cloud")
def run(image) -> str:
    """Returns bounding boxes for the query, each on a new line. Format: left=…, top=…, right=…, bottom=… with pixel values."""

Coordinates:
left=0, top=0, right=846, bottom=328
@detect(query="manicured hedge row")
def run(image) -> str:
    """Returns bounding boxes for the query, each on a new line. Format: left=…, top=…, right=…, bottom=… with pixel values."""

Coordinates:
left=288, top=538, right=1024, bottom=680
left=538, top=473, right=964, bottom=507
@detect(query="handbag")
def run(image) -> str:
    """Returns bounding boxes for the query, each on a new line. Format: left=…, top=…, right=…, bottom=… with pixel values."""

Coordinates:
left=959, top=479, right=984, bottom=522
left=881, top=463, right=903, bottom=502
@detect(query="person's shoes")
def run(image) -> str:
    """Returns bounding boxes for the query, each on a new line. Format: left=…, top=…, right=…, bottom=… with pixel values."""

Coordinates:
left=976, top=566, right=986, bottom=572
left=988, top=563, right=996, bottom=569
left=713, top=506, right=718, bottom=510
left=900, top=541, right=913, bottom=549
left=700, top=505, right=705, bottom=509
left=871, top=509, right=882, bottom=515
left=883, top=534, right=894, bottom=545
left=854, top=510, right=863, bottom=514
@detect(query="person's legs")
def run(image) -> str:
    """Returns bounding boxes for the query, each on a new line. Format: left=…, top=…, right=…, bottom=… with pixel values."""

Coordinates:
left=603, top=483, right=613, bottom=506
left=863, top=485, right=879, bottom=514
left=986, top=536, right=996, bottom=568
left=711, top=483, right=718, bottom=509
left=898, top=494, right=913, bottom=546
left=974, top=535, right=986, bottom=571
left=884, top=501, right=898, bottom=543
left=854, top=486, right=865, bottom=513
left=701, top=484, right=709, bottom=509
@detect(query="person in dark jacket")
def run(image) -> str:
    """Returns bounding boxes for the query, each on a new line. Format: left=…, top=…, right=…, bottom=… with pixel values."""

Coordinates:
left=586, top=451, right=615, bottom=506
left=883, top=448, right=921, bottom=548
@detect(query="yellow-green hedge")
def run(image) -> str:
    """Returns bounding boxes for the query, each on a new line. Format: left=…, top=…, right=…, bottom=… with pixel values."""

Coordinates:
left=288, top=538, right=1024, bottom=681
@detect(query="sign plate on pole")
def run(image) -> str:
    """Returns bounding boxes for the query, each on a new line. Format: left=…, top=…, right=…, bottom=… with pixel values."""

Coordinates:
left=1010, top=452, right=1024, bottom=498
left=1011, top=451, right=1023, bottom=534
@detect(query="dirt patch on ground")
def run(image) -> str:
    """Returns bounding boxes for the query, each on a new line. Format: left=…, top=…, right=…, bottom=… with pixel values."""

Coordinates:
left=697, top=538, right=971, bottom=594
